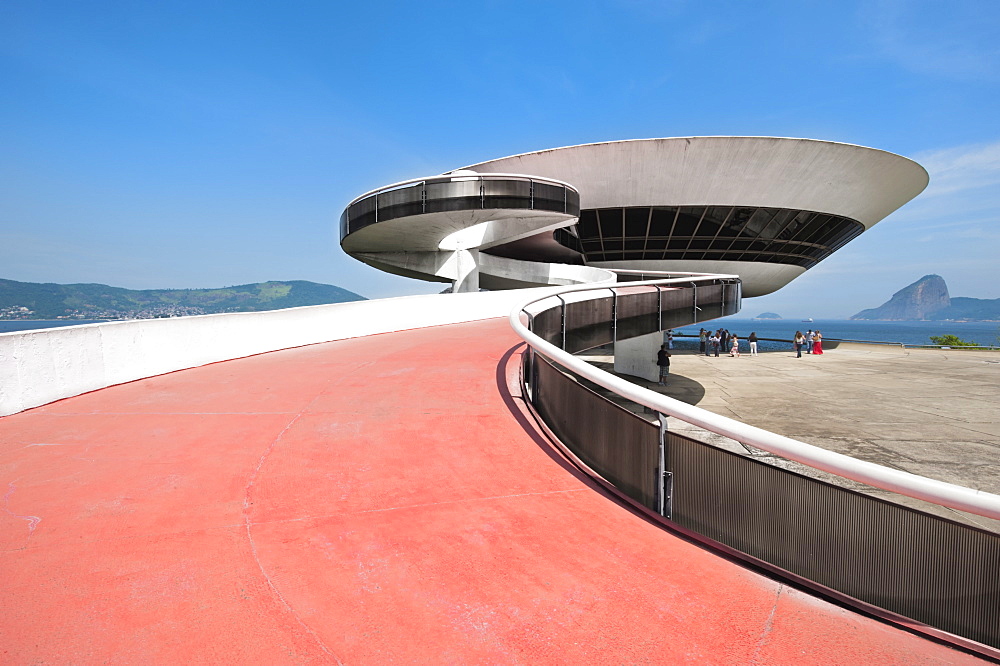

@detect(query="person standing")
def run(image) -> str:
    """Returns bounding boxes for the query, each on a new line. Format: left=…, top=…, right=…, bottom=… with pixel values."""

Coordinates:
left=710, top=331, right=721, bottom=357
left=794, top=331, right=805, bottom=358
left=729, top=334, right=740, bottom=357
left=812, top=330, right=824, bottom=355
left=699, top=328, right=707, bottom=355
left=748, top=331, right=758, bottom=356
left=720, top=329, right=730, bottom=353
left=656, top=345, right=671, bottom=385
left=666, top=329, right=674, bottom=350
left=805, top=329, right=814, bottom=354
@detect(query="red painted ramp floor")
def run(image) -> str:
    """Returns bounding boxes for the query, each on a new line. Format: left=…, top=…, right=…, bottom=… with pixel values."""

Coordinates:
left=0, top=319, right=981, bottom=663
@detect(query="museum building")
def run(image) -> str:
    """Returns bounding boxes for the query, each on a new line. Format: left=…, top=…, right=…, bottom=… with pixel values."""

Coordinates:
left=341, top=136, right=929, bottom=296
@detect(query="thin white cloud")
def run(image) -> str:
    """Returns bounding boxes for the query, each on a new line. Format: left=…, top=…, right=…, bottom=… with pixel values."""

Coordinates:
left=915, top=140, right=1000, bottom=197
left=916, top=226, right=1000, bottom=243
left=862, top=0, right=1000, bottom=82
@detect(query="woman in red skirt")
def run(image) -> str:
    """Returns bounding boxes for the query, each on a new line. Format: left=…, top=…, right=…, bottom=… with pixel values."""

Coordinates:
left=812, top=330, right=823, bottom=355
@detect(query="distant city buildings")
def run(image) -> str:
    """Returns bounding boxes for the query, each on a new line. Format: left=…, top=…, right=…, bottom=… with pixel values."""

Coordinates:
left=0, top=304, right=207, bottom=321
left=0, top=306, right=35, bottom=319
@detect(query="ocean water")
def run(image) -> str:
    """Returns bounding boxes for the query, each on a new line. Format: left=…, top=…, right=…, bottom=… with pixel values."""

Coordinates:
left=3, top=317, right=998, bottom=348
left=0, top=320, right=104, bottom=334
left=673, top=318, right=999, bottom=348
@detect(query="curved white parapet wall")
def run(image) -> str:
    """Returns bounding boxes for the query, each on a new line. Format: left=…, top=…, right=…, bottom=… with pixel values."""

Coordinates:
left=0, top=289, right=564, bottom=417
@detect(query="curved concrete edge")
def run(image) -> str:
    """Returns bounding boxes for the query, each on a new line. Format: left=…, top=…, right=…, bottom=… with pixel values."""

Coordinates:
left=0, top=289, right=565, bottom=417
left=351, top=249, right=614, bottom=291
left=591, top=259, right=805, bottom=297
left=463, top=136, right=929, bottom=225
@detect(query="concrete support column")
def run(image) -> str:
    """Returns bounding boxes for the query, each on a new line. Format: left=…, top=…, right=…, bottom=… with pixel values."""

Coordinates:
left=452, top=249, right=480, bottom=293
left=613, top=330, right=662, bottom=382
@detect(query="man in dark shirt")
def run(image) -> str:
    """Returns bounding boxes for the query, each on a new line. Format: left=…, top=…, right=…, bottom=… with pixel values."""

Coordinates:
left=656, top=345, right=671, bottom=386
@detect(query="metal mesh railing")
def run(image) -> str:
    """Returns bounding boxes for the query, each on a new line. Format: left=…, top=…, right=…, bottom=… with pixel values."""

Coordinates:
left=514, top=275, right=1000, bottom=656
left=341, top=174, right=581, bottom=238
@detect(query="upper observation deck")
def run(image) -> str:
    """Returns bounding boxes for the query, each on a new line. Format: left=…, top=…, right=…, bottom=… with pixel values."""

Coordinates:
left=340, top=172, right=580, bottom=242
left=340, top=172, right=593, bottom=291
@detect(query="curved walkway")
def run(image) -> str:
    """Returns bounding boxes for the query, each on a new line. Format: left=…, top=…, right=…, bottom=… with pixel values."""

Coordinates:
left=0, top=319, right=981, bottom=663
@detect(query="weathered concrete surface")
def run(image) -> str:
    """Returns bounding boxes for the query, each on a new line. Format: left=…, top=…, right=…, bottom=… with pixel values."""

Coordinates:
left=582, top=344, right=1000, bottom=532
left=0, top=319, right=980, bottom=663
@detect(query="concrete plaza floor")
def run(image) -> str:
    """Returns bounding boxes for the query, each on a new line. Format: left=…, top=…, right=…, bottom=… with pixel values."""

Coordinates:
left=579, top=343, right=1000, bottom=533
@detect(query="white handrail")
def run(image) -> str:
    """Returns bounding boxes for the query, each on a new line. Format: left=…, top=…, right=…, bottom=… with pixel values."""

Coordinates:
left=343, top=172, right=579, bottom=208
left=509, top=276, right=1000, bottom=521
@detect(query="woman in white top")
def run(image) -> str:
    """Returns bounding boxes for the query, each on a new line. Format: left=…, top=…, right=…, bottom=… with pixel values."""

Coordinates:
left=729, top=335, right=740, bottom=357
left=793, top=331, right=805, bottom=358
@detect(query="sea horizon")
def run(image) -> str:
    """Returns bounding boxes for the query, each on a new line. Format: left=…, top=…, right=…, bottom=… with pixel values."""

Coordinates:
left=3, top=315, right=998, bottom=347
left=675, top=317, right=999, bottom=348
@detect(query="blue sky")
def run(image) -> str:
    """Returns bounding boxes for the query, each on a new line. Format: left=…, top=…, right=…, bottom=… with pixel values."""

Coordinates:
left=2, top=0, right=998, bottom=318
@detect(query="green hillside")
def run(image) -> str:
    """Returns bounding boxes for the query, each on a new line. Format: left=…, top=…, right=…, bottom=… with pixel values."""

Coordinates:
left=0, top=279, right=366, bottom=319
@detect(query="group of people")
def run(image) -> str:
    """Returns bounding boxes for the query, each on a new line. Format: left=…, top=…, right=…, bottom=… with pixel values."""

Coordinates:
left=698, top=328, right=759, bottom=358
left=793, top=329, right=823, bottom=357
left=658, top=327, right=822, bottom=385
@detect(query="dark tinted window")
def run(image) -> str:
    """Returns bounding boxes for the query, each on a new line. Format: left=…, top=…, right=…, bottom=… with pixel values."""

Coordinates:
left=719, top=208, right=753, bottom=237
left=566, top=204, right=862, bottom=269
left=625, top=207, right=649, bottom=237
left=672, top=207, right=702, bottom=236
left=649, top=208, right=675, bottom=237
left=598, top=209, right=624, bottom=239
left=696, top=206, right=731, bottom=237
left=578, top=209, right=598, bottom=238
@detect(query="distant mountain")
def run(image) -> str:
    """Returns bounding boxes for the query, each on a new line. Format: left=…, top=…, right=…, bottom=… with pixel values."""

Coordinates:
left=851, top=275, right=949, bottom=320
left=850, top=275, right=1000, bottom=321
left=932, top=296, right=1000, bottom=321
left=754, top=312, right=782, bottom=319
left=0, top=279, right=366, bottom=320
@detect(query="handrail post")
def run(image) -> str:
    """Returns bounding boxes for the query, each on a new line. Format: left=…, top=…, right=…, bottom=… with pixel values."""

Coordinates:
left=657, top=412, right=671, bottom=518
left=529, top=349, right=538, bottom=402
left=690, top=282, right=698, bottom=322
left=657, top=285, right=663, bottom=331
left=523, top=309, right=535, bottom=400
left=556, top=295, right=567, bottom=351
left=610, top=288, right=618, bottom=344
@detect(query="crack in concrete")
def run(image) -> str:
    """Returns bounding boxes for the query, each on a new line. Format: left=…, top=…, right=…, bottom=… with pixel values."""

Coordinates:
left=242, top=408, right=343, bottom=664
left=749, top=584, right=783, bottom=664
left=2, top=481, right=41, bottom=548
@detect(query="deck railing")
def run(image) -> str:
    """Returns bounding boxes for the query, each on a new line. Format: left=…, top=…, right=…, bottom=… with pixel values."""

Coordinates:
left=510, top=274, right=1000, bottom=657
